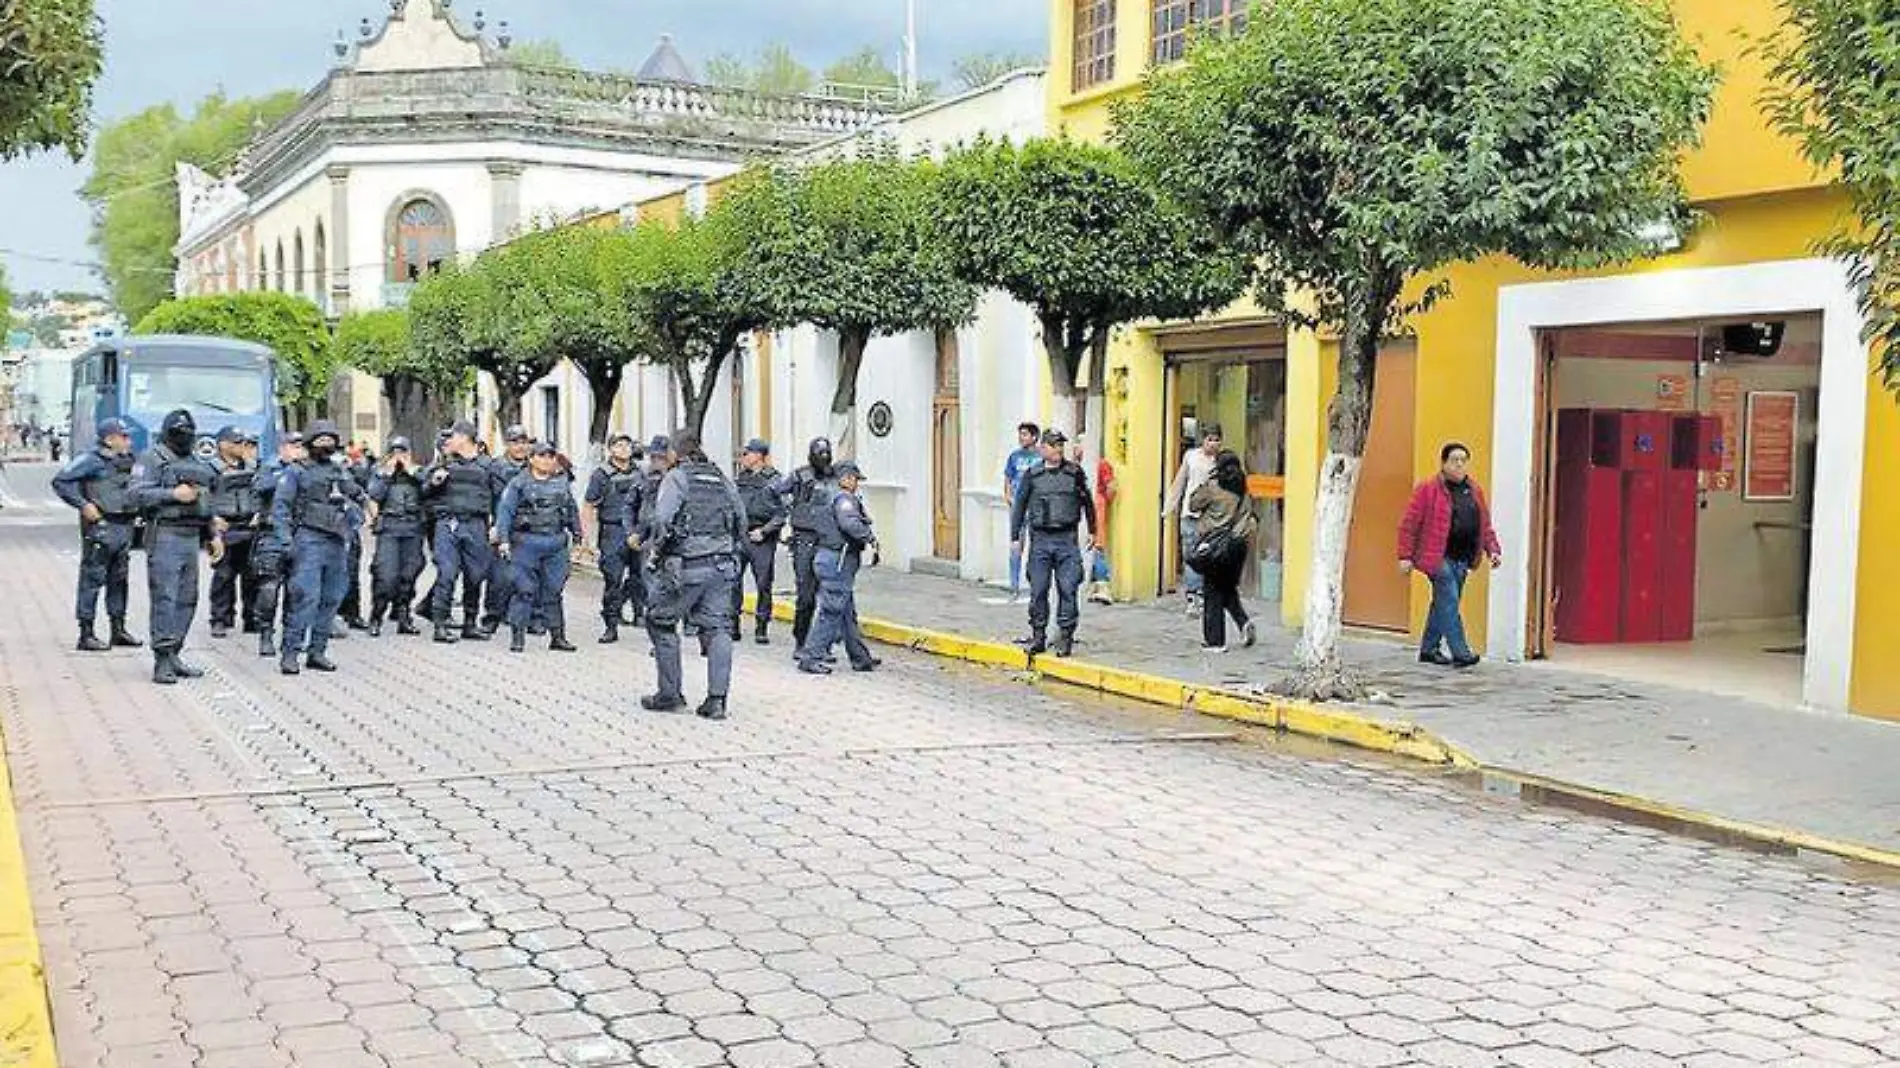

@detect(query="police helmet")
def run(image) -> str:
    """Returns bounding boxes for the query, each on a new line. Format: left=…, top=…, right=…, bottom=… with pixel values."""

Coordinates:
left=647, top=435, right=671, bottom=454
left=161, top=409, right=195, bottom=436
left=216, top=425, right=244, bottom=444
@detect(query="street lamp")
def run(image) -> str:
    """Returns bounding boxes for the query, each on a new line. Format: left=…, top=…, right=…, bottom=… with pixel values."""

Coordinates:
left=903, top=0, right=918, bottom=100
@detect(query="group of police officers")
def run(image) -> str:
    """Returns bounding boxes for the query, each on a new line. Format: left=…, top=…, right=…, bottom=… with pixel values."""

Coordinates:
left=45, top=406, right=1068, bottom=720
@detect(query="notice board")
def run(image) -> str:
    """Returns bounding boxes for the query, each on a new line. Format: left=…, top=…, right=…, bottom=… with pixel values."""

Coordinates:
left=1743, top=390, right=1799, bottom=502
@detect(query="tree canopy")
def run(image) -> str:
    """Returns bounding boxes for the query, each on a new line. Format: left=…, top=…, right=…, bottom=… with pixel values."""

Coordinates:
left=505, top=38, right=575, bottom=68
left=334, top=307, right=467, bottom=457
left=1765, top=0, right=1900, bottom=391
left=952, top=52, right=1042, bottom=91
left=705, top=43, right=817, bottom=96
left=81, top=90, right=302, bottom=323
left=0, top=0, right=104, bottom=161
left=135, top=293, right=338, bottom=410
left=495, top=224, right=644, bottom=442
left=1114, top=0, right=1715, bottom=699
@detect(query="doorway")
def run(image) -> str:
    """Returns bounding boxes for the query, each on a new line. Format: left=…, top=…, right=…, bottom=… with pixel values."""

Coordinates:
left=1165, top=346, right=1288, bottom=602
left=1342, top=341, right=1418, bottom=631
left=931, top=330, right=962, bottom=561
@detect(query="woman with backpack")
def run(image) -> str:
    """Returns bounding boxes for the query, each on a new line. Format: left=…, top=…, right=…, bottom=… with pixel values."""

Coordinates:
left=1187, top=449, right=1258, bottom=651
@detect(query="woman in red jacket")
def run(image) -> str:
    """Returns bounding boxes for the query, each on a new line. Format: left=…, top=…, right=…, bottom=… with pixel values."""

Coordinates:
left=1398, top=442, right=1502, bottom=668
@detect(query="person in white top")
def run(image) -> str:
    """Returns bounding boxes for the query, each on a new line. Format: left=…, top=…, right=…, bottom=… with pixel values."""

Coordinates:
left=1163, top=424, right=1223, bottom=608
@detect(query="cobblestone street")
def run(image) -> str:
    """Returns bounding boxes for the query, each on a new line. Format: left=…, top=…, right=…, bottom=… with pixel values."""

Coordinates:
left=4, top=467, right=1900, bottom=1068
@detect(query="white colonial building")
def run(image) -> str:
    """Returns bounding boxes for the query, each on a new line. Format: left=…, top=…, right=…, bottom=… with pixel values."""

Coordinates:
left=175, top=0, right=892, bottom=454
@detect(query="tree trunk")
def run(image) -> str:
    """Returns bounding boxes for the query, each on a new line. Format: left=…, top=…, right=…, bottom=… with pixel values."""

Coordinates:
left=496, top=387, right=524, bottom=429
left=1041, top=312, right=1091, bottom=451
left=1276, top=285, right=1391, bottom=703
left=681, top=345, right=734, bottom=440
left=586, top=367, right=621, bottom=448
left=382, top=375, right=451, bottom=464
left=1080, top=326, right=1110, bottom=462
left=829, top=327, right=870, bottom=459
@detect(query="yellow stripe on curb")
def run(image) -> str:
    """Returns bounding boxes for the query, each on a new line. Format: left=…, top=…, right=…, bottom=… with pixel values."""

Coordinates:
left=0, top=725, right=57, bottom=1068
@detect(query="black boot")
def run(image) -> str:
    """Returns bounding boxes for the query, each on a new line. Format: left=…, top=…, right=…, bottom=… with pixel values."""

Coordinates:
left=754, top=620, right=770, bottom=646
left=172, top=655, right=205, bottom=678
left=549, top=629, right=577, bottom=653
left=368, top=600, right=386, bottom=638
left=696, top=696, right=728, bottom=721
left=258, top=628, right=276, bottom=657
left=599, top=621, right=619, bottom=644
left=434, top=621, right=460, bottom=644
left=306, top=653, right=338, bottom=672
left=510, top=626, right=526, bottom=653
left=109, top=617, right=143, bottom=648
left=280, top=651, right=302, bottom=675
left=77, top=621, right=108, bottom=653
left=1053, top=630, right=1075, bottom=658
left=1024, top=630, right=1048, bottom=655
left=153, top=651, right=178, bottom=685
left=396, top=610, right=421, bottom=636
left=463, top=619, right=489, bottom=642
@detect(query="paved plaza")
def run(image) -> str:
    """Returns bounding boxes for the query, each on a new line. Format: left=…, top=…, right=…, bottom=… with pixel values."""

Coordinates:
left=2, top=465, right=1900, bottom=1067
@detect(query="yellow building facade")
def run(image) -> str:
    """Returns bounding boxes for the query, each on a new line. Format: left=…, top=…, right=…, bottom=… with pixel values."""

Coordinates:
left=1048, top=0, right=1900, bottom=719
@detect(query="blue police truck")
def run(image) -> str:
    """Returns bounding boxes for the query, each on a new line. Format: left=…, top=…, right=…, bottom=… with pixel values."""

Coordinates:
left=69, top=335, right=281, bottom=460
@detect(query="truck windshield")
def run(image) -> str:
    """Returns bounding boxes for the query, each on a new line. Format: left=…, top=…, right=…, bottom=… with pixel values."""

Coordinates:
left=124, top=363, right=267, bottom=417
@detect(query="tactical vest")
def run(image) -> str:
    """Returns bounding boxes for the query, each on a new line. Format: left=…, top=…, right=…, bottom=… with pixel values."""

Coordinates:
left=88, top=449, right=136, bottom=518
left=735, top=467, right=782, bottom=530
left=254, top=461, right=282, bottom=529
left=513, top=478, right=571, bottom=536
left=1025, top=464, right=1086, bottom=532
left=292, top=461, right=354, bottom=539
left=208, top=459, right=259, bottom=521
left=789, top=467, right=838, bottom=534
left=598, top=465, right=640, bottom=529
left=144, top=445, right=217, bottom=525
left=815, top=492, right=866, bottom=552
left=437, top=459, right=494, bottom=518
left=637, top=470, right=663, bottom=529
left=672, top=461, right=739, bottom=559
left=377, top=475, right=424, bottom=530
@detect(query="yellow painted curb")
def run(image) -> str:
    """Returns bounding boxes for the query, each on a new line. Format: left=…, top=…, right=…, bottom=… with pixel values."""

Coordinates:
left=0, top=725, right=57, bottom=1068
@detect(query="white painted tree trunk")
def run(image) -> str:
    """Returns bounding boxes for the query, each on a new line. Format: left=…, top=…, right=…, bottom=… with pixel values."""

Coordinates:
left=830, top=408, right=856, bottom=460
left=1294, top=451, right=1364, bottom=680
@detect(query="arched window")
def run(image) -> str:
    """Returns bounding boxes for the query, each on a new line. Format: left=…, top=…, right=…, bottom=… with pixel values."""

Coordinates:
left=314, top=222, right=328, bottom=303
left=388, top=196, right=455, bottom=283
left=390, top=198, right=452, bottom=282
left=257, top=251, right=268, bottom=291
left=293, top=230, right=306, bottom=295
left=274, top=241, right=286, bottom=292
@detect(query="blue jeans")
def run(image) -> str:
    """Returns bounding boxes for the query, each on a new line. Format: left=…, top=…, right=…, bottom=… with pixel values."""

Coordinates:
left=1179, top=515, right=1204, bottom=595
left=285, top=530, right=349, bottom=657
left=1420, top=560, right=1474, bottom=661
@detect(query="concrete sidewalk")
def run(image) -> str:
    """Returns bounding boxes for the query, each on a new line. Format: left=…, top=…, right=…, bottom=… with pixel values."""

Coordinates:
left=830, top=566, right=1900, bottom=861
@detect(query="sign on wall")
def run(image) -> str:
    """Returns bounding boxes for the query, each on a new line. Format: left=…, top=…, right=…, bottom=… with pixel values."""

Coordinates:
left=1708, top=376, right=1743, bottom=492
left=1655, top=373, right=1690, bottom=411
left=1743, top=390, right=1799, bottom=503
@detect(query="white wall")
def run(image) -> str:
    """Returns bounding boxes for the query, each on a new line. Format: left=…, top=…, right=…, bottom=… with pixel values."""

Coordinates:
left=347, top=161, right=496, bottom=310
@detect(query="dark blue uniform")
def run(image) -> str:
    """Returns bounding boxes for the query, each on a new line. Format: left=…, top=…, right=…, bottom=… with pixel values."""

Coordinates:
left=803, top=487, right=877, bottom=672
left=1010, top=459, right=1097, bottom=656
left=341, top=457, right=375, bottom=626
left=51, top=445, right=140, bottom=640
left=774, top=464, right=838, bottom=654
left=367, top=463, right=428, bottom=632
left=482, top=456, right=530, bottom=630
left=250, top=458, right=293, bottom=655
left=206, top=454, right=262, bottom=634
left=423, top=453, right=507, bottom=639
left=585, top=460, right=644, bottom=632
left=129, top=441, right=219, bottom=672
left=273, top=457, right=367, bottom=668
left=496, top=472, right=582, bottom=644
left=645, top=461, right=746, bottom=710
left=731, top=464, right=787, bottom=638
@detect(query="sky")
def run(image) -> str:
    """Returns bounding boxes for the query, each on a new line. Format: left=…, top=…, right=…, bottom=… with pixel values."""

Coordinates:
left=0, top=0, right=1048, bottom=296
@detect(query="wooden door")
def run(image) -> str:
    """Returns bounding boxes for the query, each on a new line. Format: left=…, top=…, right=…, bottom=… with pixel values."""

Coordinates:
left=1529, top=333, right=1559, bottom=659
left=1343, top=342, right=1418, bottom=631
left=932, top=331, right=962, bottom=560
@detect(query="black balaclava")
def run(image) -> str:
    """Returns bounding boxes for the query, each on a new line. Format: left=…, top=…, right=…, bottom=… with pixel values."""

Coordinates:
left=309, top=437, right=338, bottom=463
left=808, top=437, right=834, bottom=478
left=161, top=409, right=196, bottom=455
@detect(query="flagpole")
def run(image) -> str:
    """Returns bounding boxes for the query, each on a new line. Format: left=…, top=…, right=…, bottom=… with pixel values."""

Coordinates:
left=903, top=0, right=919, bottom=100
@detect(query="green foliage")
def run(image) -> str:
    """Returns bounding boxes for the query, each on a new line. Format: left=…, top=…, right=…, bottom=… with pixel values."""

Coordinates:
left=80, top=90, right=302, bottom=323
left=705, top=43, right=817, bottom=96
left=936, top=137, right=1247, bottom=406
left=1113, top=0, right=1716, bottom=336
left=134, top=293, right=337, bottom=407
left=505, top=38, right=574, bottom=68
left=1765, top=0, right=1900, bottom=391
left=334, top=309, right=433, bottom=381
left=495, top=224, right=646, bottom=440
left=952, top=52, right=1042, bottom=91
left=0, top=0, right=103, bottom=160
left=32, top=315, right=68, bottom=348
left=824, top=47, right=900, bottom=91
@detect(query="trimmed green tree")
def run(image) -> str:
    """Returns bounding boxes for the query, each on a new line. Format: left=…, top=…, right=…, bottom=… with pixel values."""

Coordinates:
left=408, top=256, right=554, bottom=428
left=497, top=225, right=643, bottom=445
left=1114, top=0, right=1716, bottom=700
left=333, top=308, right=469, bottom=462
left=0, top=0, right=104, bottom=160
left=726, top=152, right=978, bottom=456
left=936, top=136, right=1248, bottom=451
left=135, top=292, right=338, bottom=417
left=1765, top=0, right=1900, bottom=390
left=952, top=52, right=1042, bottom=91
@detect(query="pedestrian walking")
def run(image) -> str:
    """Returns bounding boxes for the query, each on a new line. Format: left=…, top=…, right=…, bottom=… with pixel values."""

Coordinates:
left=366, top=437, right=428, bottom=637
left=583, top=433, right=644, bottom=643
left=206, top=426, right=261, bottom=639
left=50, top=417, right=143, bottom=652
left=1089, top=448, right=1118, bottom=605
left=775, top=437, right=838, bottom=657
left=1002, top=422, right=1042, bottom=601
left=495, top=441, right=582, bottom=654
left=424, top=421, right=508, bottom=643
left=640, top=430, right=745, bottom=721
left=732, top=439, right=786, bottom=645
left=1186, top=450, right=1259, bottom=651
left=481, top=426, right=534, bottom=636
left=798, top=461, right=881, bottom=676
left=1399, top=442, right=1502, bottom=669
left=1165, top=424, right=1223, bottom=613
left=251, top=432, right=305, bottom=657
left=129, top=408, right=223, bottom=685
left=1011, top=428, right=1096, bottom=658
left=273, top=421, right=367, bottom=675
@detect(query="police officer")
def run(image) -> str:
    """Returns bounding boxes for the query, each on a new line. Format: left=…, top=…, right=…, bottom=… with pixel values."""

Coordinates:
left=798, top=461, right=882, bottom=675
left=424, top=421, right=508, bottom=642
left=366, top=437, right=428, bottom=637
left=51, top=417, right=144, bottom=651
left=481, top=425, right=535, bottom=636
left=273, top=421, right=367, bottom=675
left=206, top=426, right=261, bottom=639
left=584, top=433, right=644, bottom=643
left=251, top=432, right=305, bottom=657
left=416, top=426, right=453, bottom=624
left=732, top=439, right=787, bottom=645
left=1010, top=428, right=1097, bottom=658
left=339, top=446, right=377, bottom=630
left=774, top=437, right=838, bottom=657
left=496, top=441, right=583, bottom=654
left=128, top=408, right=223, bottom=685
left=640, top=429, right=745, bottom=721
left=618, top=435, right=671, bottom=627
